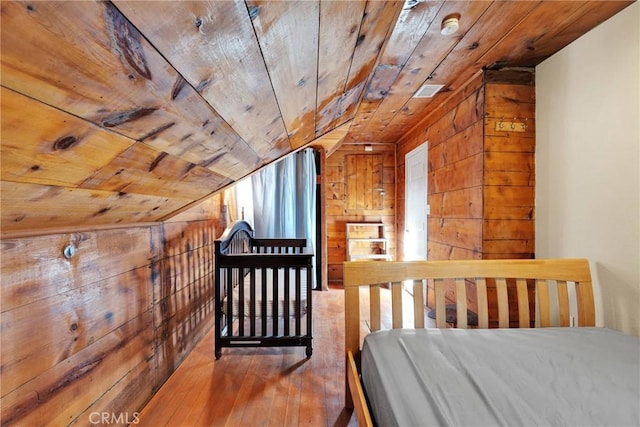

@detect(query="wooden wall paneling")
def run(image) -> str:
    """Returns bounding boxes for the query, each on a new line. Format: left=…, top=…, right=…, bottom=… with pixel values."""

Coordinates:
left=397, top=74, right=485, bottom=264
left=484, top=85, right=535, bottom=118
left=345, top=154, right=358, bottom=211
left=370, top=1, right=491, bottom=143
left=325, top=162, right=345, bottom=185
left=154, top=220, right=218, bottom=380
left=487, top=1, right=631, bottom=68
left=166, top=193, right=225, bottom=224
left=439, top=2, right=539, bottom=81
left=428, top=121, right=484, bottom=171
left=483, top=152, right=534, bottom=185
left=0, top=228, right=156, bottom=310
left=427, top=241, right=481, bottom=262
left=325, top=143, right=396, bottom=284
left=1, top=267, right=153, bottom=395
left=77, top=358, right=154, bottom=425
left=425, top=88, right=485, bottom=146
left=428, top=217, right=483, bottom=253
left=345, top=154, right=384, bottom=211
left=430, top=154, right=483, bottom=195
left=429, top=187, right=483, bottom=219
left=484, top=135, right=535, bottom=153
left=1, top=313, right=154, bottom=426
left=1, top=212, right=221, bottom=425
left=0, top=1, right=258, bottom=182
left=349, top=0, right=443, bottom=142
left=248, top=1, right=319, bottom=148
left=82, top=144, right=230, bottom=201
left=316, top=0, right=367, bottom=135
left=321, top=0, right=404, bottom=136
left=0, top=181, right=188, bottom=232
left=110, top=0, right=289, bottom=162
left=0, top=88, right=133, bottom=187
left=483, top=187, right=535, bottom=219
left=0, top=226, right=156, bottom=425
left=483, top=78, right=535, bottom=259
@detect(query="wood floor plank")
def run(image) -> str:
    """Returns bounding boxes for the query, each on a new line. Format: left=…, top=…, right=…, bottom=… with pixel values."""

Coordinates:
left=137, top=287, right=354, bottom=426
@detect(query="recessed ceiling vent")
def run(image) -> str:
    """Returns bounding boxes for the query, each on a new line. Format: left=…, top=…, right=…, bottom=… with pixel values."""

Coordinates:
left=413, top=83, right=444, bottom=98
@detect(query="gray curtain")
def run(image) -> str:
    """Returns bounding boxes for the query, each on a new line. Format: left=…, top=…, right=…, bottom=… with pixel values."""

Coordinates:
left=251, top=148, right=317, bottom=288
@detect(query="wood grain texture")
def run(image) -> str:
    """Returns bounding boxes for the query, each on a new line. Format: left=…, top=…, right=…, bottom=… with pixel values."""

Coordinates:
left=1, top=1, right=257, bottom=178
left=112, top=0, right=288, bottom=160
left=1, top=0, right=631, bottom=233
left=316, top=0, right=367, bottom=135
left=326, top=144, right=396, bottom=284
left=0, top=181, right=188, bottom=232
left=1, top=87, right=134, bottom=187
left=136, top=286, right=355, bottom=427
left=320, top=0, right=404, bottom=136
left=349, top=0, right=443, bottom=142
left=1, top=218, right=222, bottom=425
left=249, top=1, right=319, bottom=148
left=372, top=1, right=492, bottom=143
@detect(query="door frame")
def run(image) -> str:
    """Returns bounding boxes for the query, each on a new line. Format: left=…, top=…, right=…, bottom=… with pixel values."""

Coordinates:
left=404, top=142, right=428, bottom=261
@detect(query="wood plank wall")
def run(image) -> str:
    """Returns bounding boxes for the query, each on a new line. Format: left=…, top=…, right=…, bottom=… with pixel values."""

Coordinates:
left=1, top=197, right=225, bottom=425
left=398, top=72, right=486, bottom=262
left=325, top=143, right=396, bottom=284
left=397, top=70, right=535, bottom=324
left=483, top=70, right=536, bottom=260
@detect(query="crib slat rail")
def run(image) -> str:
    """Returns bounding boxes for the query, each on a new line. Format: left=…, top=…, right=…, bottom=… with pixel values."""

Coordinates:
left=214, top=221, right=313, bottom=359
left=343, top=258, right=595, bottom=419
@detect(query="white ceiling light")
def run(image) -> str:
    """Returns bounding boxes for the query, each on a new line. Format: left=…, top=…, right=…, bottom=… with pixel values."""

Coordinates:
left=441, top=14, right=460, bottom=36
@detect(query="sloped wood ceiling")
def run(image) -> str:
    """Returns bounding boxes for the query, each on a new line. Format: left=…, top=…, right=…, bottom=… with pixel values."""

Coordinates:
left=0, top=0, right=631, bottom=234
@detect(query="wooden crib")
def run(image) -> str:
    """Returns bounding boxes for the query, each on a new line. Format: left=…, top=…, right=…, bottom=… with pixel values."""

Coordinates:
left=214, top=221, right=313, bottom=359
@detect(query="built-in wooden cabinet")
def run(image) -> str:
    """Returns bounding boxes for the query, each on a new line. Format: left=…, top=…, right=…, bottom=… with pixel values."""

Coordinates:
left=324, top=143, right=396, bottom=284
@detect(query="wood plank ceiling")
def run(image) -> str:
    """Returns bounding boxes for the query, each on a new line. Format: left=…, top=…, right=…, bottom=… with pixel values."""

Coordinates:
left=0, top=0, right=632, bottom=234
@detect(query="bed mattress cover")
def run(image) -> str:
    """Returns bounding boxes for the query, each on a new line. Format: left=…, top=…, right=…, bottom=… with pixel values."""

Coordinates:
left=361, top=327, right=640, bottom=427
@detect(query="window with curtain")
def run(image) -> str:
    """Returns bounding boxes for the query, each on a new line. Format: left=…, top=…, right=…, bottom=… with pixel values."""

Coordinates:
left=226, top=148, right=317, bottom=288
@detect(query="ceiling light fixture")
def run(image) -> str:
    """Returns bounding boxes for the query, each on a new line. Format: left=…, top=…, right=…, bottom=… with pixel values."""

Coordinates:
left=441, top=13, right=460, bottom=36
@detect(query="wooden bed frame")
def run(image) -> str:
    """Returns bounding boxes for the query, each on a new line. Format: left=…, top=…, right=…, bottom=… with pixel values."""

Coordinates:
left=214, top=220, right=313, bottom=359
left=343, top=258, right=596, bottom=427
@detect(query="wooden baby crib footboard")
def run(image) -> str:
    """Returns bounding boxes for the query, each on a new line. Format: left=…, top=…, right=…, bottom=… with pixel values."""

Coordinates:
left=214, top=221, right=313, bottom=359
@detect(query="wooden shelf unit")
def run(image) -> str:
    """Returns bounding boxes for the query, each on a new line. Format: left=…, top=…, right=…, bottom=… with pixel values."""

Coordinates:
left=346, top=222, right=390, bottom=261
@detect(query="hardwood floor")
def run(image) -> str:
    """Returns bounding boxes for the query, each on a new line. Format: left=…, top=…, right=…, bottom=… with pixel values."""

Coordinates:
left=137, top=286, right=356, bottom=427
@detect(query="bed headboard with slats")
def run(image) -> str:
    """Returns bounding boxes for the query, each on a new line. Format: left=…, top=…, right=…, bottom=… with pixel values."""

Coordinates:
left=343, top=258, right=595, bottom=361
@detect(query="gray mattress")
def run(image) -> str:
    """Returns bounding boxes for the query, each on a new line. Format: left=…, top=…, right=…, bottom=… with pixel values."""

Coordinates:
left=361, top=327, right=640, bottom=427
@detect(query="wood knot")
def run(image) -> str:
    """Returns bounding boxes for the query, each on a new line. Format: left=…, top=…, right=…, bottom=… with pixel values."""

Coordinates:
left=53, top=136, right=78, bottom=151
